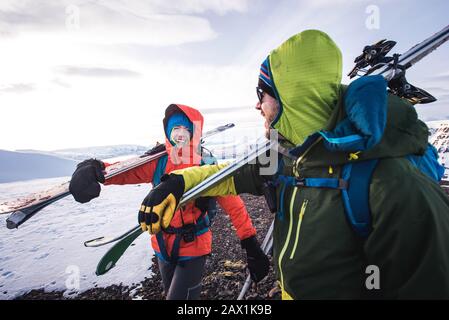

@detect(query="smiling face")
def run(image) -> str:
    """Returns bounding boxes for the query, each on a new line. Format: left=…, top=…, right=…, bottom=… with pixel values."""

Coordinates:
left=168, top=125, right=192, bottom=165
left=255, top=92, right=280, bottom=139
left=170, top=125, right=191, bottom=147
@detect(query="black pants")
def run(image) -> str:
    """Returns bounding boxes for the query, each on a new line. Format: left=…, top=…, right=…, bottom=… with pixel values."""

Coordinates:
left=157, top=255, right=207, bottom=300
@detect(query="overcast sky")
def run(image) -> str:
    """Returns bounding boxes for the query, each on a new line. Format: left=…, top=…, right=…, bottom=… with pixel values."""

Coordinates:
left=0, top=0, right=448, bottom=151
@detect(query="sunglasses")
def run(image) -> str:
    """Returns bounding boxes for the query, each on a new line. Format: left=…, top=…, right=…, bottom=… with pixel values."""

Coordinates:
left=256, top=86, right=265, bottom=104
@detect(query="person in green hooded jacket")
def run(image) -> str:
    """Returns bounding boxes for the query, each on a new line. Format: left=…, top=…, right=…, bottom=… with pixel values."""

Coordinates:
left=137, top=30, right=449, bottom=299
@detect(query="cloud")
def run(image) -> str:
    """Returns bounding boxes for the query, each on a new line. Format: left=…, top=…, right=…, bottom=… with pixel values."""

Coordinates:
left=436, top=94, right=449, bottom=102
left=51, top=78, right=71, bottom=88
left=200, top=106, right=251, bottom=115
left=416, top=98, right=449, bottom=122
left=0, top=0, right=247, bottom=46
left=0, top=83, right=35, bottom=94
left=429, top=74, right=449, bottom=82
left=95, top=0, right=249, bottom=16
left=55, top=66, right=142, bottom=78
left=422, top=86, right=448, bottom=93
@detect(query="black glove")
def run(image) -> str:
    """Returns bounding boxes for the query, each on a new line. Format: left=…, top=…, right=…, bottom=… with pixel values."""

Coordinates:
left=142, top=142, right=166, bottom=157
left=241, top=236, right=270, bottom=283
left=138, top=174, right=185, bottom=234
left=69, top=159, right=105, bottom=203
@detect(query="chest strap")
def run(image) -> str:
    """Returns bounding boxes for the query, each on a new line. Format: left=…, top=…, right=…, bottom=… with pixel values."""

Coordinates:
left=156, top=214, right=210, bottom=265
left=275, top=159, right=378, bottom=238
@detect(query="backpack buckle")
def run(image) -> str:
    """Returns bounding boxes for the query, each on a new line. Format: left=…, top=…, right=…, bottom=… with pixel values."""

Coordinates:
left=182, top=224, right=196, bottom=243
left=338, top=179, right=349, bottom=189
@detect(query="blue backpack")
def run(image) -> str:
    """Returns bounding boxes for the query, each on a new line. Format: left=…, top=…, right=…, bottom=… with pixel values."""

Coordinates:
left=339, top=144, right=444, bottom=237
left=275, top=76, right=445, bottom=238
left=275, top=143, right=444, bottom=238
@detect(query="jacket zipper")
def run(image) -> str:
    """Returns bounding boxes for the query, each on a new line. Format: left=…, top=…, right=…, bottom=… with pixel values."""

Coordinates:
left=289, top=199, right=308, bottom=260
left=277, top=138, right=319, bottom=297
left=278, top=187, right=298, bottom=292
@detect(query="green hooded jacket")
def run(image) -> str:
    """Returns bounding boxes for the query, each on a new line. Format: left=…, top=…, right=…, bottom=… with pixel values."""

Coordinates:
left=175, top=30, right=449, bottom=299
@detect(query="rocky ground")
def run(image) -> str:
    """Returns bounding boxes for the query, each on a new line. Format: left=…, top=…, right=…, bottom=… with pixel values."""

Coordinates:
left=15, top=183, right=449, bottom=300
left=16, top=194, right=280, bottom=300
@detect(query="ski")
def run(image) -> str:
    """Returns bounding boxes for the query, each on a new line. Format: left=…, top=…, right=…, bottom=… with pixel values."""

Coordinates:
left=201, top=123, right=234, bottom=144
left=85, top=136, right=271, bottom=247
left=93, top=25, right=449, bottom=276
left=94, top=138, right=274, bottom=275
left=349, top=24, right=449, bottom=104
left=3, top=151, right=167, bottom=230
left=2, top=123, right=235, bottom=229
left=85, top=224, right=142, bottom=248
left=95, top=227, right=143, bottom=276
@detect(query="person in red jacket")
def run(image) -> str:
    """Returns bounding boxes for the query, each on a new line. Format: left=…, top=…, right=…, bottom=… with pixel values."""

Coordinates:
left=69, top=104, right=269, bottom=300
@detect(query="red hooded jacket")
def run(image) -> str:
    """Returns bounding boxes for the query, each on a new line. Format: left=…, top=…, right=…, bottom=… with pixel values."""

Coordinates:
left=104, top=104, right=256, bottom=259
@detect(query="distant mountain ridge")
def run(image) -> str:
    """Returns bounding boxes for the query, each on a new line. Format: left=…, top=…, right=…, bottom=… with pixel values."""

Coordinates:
left=1, top=121, right=449, bottom=184
left=0, top=144, right=150, bottom=183
left=17, top=144, right=150, bottom=161
left=0, top=150, right=77, bottom=183
left=427, top=120, right=449, bottom=181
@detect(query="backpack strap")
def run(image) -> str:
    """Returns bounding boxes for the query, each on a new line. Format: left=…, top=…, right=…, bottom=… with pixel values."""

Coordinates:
left=156, top=213, right=210, bottom=265
left=274, top=174, right=348, bottom=221
left=153, top=154, right=215, bottom=264
left=341, top=160, right=379, bottom=238
left=274, top=159, right=379, bottom=238
left=152, top=155, right=168, bottom=187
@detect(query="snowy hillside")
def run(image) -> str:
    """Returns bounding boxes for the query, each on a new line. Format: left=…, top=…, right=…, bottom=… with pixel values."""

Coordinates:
left=0, top=150, right=77, bottom=183
left=0, top=145, right=153, bottom=183
left=427, top=120, right=449, bottom=181
left=0, top=177, right=153, bottom=299
left=18, top=144, right=150, bottom=162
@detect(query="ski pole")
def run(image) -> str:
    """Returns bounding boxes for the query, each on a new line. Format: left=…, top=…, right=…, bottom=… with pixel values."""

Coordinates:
left=4, top=123, right=235, bottom=229
left=237, top=220, right=274, bottom=300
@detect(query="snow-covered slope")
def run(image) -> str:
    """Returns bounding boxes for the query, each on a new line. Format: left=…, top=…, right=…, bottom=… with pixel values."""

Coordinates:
left=0, top=150, right=77, bottom=183
left=0, top=177, right=153, bottom=299
left=427, top=120, right=449, bottom=181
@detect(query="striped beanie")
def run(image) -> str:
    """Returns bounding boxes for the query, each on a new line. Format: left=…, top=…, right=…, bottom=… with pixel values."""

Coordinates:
left=258, top=56, right=275, bottom=98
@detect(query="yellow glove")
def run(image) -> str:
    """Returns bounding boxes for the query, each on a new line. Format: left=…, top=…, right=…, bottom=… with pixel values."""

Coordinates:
left=138, top=174, right=185, bottom=234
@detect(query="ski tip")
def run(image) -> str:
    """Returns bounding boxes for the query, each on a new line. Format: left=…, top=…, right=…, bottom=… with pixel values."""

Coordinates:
left=84, top=237, right=106, bottom=247
left=5, top=211, right=27, bottom=229
left=84, top=236, right=117, bottom=247
left=96, top=260, right=115, bottom=276
left=6, top=220, right=18, bottom=230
